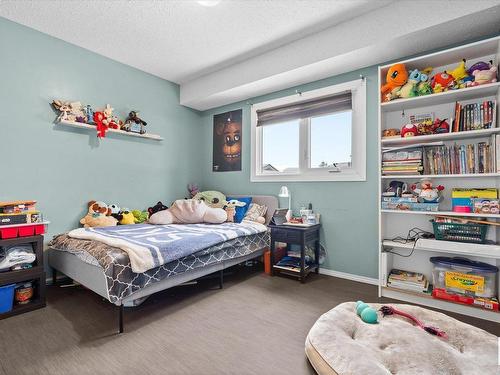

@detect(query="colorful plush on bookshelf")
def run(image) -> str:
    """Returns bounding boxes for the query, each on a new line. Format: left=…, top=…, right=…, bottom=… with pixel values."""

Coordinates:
left=382, top=128, right=400, bottom=138
left=471, top=64, right=498, bottom=86
left=430, top=71, right=456, bottom=93
left=381, top=63, right=408, bottom=102
left=400, top=123, right=418, bottom=137
left=411, top=179, right=444, bottom=203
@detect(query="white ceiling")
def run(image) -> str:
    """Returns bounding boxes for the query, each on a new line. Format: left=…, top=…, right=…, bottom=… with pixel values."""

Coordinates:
left=0, top=0, right=388, bottom=83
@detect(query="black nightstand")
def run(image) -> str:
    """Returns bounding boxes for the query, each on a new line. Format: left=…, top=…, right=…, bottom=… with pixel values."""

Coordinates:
left=269, top=224, right=321, bottom=283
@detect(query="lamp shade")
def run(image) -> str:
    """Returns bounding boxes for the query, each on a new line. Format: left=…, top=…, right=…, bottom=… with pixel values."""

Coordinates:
left=278, top=186, right=289, bottom=198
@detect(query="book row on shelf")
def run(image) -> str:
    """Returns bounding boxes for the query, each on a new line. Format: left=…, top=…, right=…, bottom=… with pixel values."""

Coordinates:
left=452, top=100, right=496, bottom=132
left=382, top=135, right=500, bottom=176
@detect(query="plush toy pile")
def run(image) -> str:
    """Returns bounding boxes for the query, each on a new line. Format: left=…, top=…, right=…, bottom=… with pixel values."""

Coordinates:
left=78, top=190, right=266, bottom=228
left=381, top=59, right=497, bottom=103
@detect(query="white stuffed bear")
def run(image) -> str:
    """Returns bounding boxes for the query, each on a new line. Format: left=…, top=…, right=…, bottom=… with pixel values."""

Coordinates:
left=149, top=199, right=227, bottom=225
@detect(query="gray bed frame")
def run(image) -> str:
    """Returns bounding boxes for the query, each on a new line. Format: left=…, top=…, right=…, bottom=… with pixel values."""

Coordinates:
left=48, top=195, right=278, bottom=333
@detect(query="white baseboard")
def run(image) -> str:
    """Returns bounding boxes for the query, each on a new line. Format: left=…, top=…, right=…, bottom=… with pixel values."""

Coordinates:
left=319, top=268, right=378, bottom=285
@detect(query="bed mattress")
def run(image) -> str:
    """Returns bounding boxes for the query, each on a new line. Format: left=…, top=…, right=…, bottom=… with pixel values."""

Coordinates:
left=49, top=230, right=269, bottom=304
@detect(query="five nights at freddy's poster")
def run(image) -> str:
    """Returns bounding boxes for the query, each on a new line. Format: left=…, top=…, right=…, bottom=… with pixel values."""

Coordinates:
left=212, top=109, right=242, bottom=172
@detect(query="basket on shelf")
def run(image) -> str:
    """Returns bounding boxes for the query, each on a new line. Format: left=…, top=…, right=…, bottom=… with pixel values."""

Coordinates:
left=431, top=220, right=488, bottom=244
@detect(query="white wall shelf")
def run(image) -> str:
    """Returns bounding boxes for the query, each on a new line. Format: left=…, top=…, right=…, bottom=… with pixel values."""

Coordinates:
left=56, top=120, right=163, bottom=141
left=383, top=239, right=500, bottom=259
left=381, top=82, right=500, bottom=113
left=381, top=128, right=500, bottom=146
left=378, top=36, right=500, bottom=322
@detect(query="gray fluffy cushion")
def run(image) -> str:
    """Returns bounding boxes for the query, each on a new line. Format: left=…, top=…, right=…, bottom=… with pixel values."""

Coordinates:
left=305, top=302, right=498, bottom=375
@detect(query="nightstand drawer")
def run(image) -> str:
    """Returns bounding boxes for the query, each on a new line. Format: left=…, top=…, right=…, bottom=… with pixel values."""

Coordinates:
left=272, top=228, right=301, bottom=243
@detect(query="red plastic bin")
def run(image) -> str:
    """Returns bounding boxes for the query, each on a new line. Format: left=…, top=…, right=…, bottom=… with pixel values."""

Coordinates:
left=34, top=224, right=45, bottom=235
left=0, top=227, right=18, bottom=239
left=18, top=225, right=35, bottom=237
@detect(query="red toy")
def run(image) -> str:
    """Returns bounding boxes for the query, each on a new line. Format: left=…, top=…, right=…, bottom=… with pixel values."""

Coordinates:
left=432, top=118, right=450, bottom=134
left=400, top=123, right=418, bottom=137
left=93, top=111, right=108, bottom=138
left=431, top=71, right=455, bottom=92
left=380, top=305, right=448, bottom=339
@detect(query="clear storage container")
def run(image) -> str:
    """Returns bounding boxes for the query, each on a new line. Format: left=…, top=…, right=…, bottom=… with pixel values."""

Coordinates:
left=430, top=256, right=498, bottom=298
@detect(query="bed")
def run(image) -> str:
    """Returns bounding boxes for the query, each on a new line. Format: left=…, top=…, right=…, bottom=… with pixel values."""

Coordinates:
left=48, top=195, right=277, bottom=333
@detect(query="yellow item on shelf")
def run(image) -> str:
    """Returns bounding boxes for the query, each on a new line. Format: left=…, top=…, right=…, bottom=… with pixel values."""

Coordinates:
left=451, top=188, right=498, bottom=199
left=445, top=271, right=485, bottom=294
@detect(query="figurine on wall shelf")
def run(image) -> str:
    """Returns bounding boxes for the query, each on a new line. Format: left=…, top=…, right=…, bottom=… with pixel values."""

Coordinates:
left=123, top=111, right=147, bottom=134
left=93, top=111, right=108, bottom=138
left=83, top=104, right=95, bottom=125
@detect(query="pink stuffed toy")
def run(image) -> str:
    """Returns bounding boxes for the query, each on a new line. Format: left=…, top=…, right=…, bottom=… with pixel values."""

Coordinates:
left=471, top=65, right=497, bottom=86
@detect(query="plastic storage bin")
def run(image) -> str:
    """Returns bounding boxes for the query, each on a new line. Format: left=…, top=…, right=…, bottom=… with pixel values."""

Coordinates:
left=430, top=256, right=498, bottom=298
left=432, top=220, right=488, bottom=244
left=0, top=284, right=15, bottom=314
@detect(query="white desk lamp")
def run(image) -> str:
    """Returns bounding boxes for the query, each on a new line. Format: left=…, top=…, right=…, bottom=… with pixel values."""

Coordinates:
left=278, top=186, right=292, bottom=221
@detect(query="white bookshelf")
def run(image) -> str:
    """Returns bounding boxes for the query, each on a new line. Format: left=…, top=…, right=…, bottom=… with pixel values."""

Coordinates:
left=378, top=36, right=500, bottom=323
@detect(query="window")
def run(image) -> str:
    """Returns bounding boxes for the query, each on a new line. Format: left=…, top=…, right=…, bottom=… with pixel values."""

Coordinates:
left=251, top=79, right=366, bottom=181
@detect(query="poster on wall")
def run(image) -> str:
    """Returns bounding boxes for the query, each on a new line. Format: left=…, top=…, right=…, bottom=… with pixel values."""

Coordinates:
left=212, top=109, right=242, bottom=172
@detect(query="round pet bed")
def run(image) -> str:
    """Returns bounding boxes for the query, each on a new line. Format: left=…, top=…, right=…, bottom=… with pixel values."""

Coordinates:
left=305, top=302, right=498, bottom=375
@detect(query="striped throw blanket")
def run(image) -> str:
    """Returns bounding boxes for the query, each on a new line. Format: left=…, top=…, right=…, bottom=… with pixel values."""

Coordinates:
left=68, top=221, right=267, bottom=273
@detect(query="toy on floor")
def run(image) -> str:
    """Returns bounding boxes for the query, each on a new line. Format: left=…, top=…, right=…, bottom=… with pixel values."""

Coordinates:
left=380, top=305, right=447, bottom=339
left=355, top=301, right=378, bottom=324
left=80, top=200, right=118, bottom=228
left=380, top=63, right=408, bottom=101
left=148, top=201, right=168, bottom=217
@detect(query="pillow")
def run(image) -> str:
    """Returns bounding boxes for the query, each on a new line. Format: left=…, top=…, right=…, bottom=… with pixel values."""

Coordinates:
left=243, top=203, right=268, bottom=223
left=226, top=196, right=252, bottom=223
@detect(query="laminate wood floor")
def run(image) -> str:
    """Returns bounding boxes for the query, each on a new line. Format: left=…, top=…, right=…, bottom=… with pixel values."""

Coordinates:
left=0, top=265, right=498, bottom=375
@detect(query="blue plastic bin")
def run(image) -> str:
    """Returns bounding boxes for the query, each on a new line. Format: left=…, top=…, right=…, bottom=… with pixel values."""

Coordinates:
left=0, top=284, right=15, bottom=314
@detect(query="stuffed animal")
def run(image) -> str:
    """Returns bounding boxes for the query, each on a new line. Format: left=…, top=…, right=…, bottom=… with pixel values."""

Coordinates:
left=449, top=59, right=469, bottom=82
left=471, top=65, right=497, bottom=86
left=148, top=201, right=168, bottom=217
left=432, top=118, right=450, bottom=134
left=467, top=60, right=492, bottom=76
left=382, top=128, right=400, bottom=138
left=52, top=100, right=85, bottom=122
left=381, top=63, right=408, bottom=101
left=225, top=199, right=246, bottom=222
left=400, top=124, right=418, bottom=137
left=116, top=209, right=135, bottom=225
left=193, top=191, right=228, bottom=208
left=93, top=111, right=108, bottom=138
left=149, top=199, right=227, bottom=225
left=123, top=111, right=147, bottom=134
left=395, top=69, right=420, bottom=99
left=431, top=71, right=455, bottom=93
left=416, top=67, right=433, bottom=95
left=187, top=183, right=200, bottom=198
left=80, top=200, right=118, bottom=228
left=132, top=210, right=149, bottom=224
left=411, top=180, right=444, bottom=203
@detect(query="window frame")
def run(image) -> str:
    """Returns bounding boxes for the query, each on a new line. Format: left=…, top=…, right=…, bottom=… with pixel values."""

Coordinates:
left=250, top=79, right=366, bottom=182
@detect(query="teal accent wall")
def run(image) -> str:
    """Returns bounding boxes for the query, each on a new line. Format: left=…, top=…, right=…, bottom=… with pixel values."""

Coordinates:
left=0, top=18, right=201, bottom=238
left=199, top=67, right=379, bottom=279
